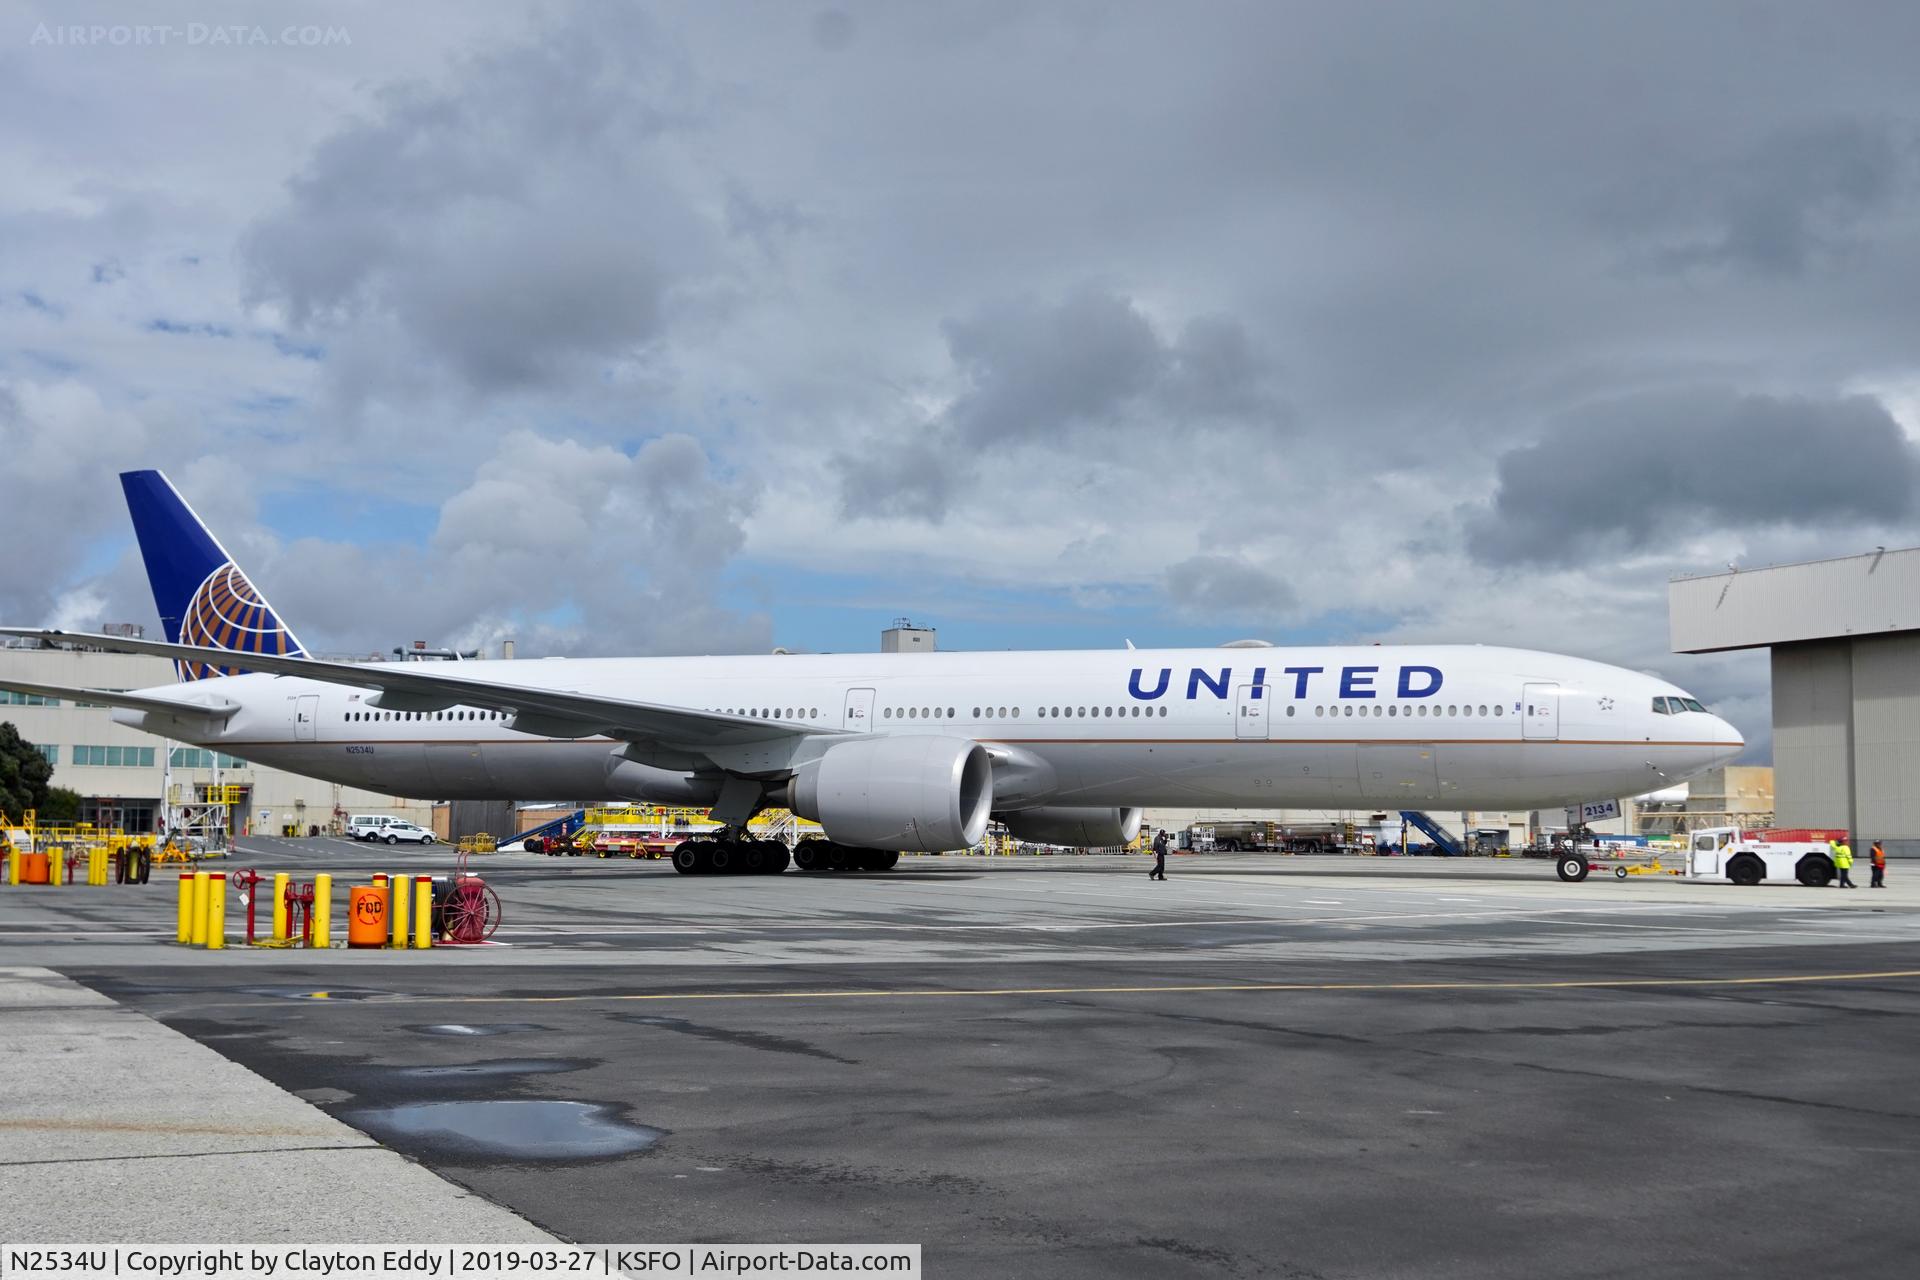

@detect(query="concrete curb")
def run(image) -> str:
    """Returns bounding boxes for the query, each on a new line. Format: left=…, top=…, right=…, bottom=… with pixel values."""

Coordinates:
left=0, top=967, right=564, bottom=1243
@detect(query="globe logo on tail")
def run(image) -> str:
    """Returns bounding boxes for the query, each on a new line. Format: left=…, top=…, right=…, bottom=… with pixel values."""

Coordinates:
left=177, top=562, right=306, bottom=680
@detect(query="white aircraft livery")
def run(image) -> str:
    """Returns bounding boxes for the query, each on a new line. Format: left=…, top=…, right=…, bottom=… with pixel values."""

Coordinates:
left=0, top=470, right=1743, bottom=874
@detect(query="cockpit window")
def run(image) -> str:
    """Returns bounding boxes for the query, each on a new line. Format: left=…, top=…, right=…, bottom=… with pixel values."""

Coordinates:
left=1652, top=697, right=1672, bottom=714
left=1681, top=698, right=1707, bottom=713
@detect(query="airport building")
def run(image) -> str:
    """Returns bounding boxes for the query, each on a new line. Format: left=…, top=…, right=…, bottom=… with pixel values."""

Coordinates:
left=1672, top=545, right=1920, bottom=856
left=0, top=638, right=434, bottom=835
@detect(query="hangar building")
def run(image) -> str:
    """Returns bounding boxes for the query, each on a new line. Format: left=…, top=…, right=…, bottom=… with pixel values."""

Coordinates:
left=1671, top=546, right=1920, bottom=857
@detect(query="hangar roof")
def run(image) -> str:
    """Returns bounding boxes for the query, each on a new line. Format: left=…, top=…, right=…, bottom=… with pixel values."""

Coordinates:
left=1670, top=545, right=1920, bottom=653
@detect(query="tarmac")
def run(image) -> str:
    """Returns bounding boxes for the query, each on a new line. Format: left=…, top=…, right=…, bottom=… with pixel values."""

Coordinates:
left=4, top=842, right=1919, bottom=1277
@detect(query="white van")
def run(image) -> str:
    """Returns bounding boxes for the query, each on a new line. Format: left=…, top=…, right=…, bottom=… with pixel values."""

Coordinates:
left=346, top=814, right=401, bottom=842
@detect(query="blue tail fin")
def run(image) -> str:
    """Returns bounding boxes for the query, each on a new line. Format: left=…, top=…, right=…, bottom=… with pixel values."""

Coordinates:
left=120, top=470, right=307, bottom=680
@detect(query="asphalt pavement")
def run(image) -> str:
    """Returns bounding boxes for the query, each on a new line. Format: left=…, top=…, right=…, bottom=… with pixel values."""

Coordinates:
left=4, top=842, right=1918, bottom=1277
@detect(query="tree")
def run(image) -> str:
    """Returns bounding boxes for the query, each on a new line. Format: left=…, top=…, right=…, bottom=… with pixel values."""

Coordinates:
left=40, top=787, right=81, bottom=822
left=0, top=721, right=54, bottom=817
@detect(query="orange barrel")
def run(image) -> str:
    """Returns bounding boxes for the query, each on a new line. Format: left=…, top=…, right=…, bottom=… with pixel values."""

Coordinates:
left=347, top=885, right=389, bottom=948
left=22, top=852, right=50, bottom=884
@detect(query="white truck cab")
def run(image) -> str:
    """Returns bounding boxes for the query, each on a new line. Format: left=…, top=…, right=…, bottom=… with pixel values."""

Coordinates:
left=1687, top=826, right=1836, bottom=887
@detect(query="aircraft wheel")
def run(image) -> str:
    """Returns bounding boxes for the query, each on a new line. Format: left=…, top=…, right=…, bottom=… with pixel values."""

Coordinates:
left=768, top=846, right=791, bottom=874
left=1555, top=855, right=1589, bottom=882
left=793, top=841, right=821, bottom=872
left=878, top=851, right=900, bottom=871
left=671, top=842, right=705, bottom=875
left=709, top=843, right=733, bottom=874
left=738, top=842, right=767, bottom=875
left=825, top=844, right=850, bottom=872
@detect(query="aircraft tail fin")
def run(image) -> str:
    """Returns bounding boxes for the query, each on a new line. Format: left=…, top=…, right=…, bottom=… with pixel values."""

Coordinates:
left=119, top=470, right=307, bottom=681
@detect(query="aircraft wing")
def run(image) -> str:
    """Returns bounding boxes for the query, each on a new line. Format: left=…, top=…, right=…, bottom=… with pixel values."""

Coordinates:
left=0, top=676, right=241, bottom=720
left=0, top=630, right=835, bottom=753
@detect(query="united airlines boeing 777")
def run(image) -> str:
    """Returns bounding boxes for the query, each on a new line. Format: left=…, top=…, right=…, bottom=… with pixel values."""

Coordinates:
left=0, top=471, right=1742, bottom=875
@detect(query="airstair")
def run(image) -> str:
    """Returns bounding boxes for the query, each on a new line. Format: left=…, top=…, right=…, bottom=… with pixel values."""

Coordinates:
left=511, top=809, right=586, bottom=850
left=1398, top=810, right=1463, bottom=856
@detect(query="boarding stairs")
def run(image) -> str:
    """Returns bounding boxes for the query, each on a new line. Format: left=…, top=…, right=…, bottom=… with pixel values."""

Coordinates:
left=1398, top=810, right=1463, bottom=856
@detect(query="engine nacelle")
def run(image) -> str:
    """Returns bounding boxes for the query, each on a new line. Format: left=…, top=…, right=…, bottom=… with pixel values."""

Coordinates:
left=790, top=736, right=993, bottom=852
left=999, top=805, right=1143, bottom=849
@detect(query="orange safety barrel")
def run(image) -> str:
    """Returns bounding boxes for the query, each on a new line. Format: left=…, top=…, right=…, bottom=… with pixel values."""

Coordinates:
left=22, top=852, right=49, bottom=884
left=347, top=884, right=389, bottom=948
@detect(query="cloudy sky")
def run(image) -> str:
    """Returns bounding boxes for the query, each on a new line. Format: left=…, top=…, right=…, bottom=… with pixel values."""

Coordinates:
left=8, top=0, right=1920, bottom=760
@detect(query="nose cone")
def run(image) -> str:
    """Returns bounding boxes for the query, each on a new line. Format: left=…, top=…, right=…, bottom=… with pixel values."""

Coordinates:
left=1710, top=716, right=1745, bottom=765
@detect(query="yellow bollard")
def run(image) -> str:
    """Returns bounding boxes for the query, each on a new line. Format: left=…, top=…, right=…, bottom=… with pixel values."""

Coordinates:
left=47, top=847, right=60, bottom=889
left=414, top=879, right=432, bottom=949
left=392, top=874, right=410, bottom=950
left=7, top=845, right=18, bottom=887
left=313, top=873, right=332, bottom=948
left=272, top=873, right=290, bottom=941
left=207, top=875, right=226, bottom=950
left=190, top=872, right=211, bottom=945
left=177, top=875, right=193, bottom=942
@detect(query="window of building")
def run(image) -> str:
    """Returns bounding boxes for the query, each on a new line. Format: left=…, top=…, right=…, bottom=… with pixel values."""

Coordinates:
left=33, top=744, right=57, bottom=764
left=1, top=691, right=60, bottom=706
left=72, top=744, right=155, bottom=767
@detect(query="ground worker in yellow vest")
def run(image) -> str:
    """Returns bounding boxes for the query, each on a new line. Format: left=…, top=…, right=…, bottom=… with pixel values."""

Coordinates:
left=1870, top=840, right=1887, bottom=889
left=1830, top=837, right=1855, bottom=888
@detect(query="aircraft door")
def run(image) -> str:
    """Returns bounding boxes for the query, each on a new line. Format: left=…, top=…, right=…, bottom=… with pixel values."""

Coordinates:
left=1235, top=684, right=1268, bottom=740
left=1522, top=683, right=1559, bottom=740
left=843, top=688, right=876, bottom=732
left=294, top=694, right=318, bottom=742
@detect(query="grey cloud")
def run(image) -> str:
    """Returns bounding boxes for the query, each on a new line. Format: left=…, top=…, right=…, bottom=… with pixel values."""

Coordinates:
left=1466, top=388, right=1920, bottom=566
left=1164, top=554, right=1295, bottom=618
left=241, top=7, right=721, bottom=402
left=1626, top=119, right=1909, bottom=277
left=943, top=288, right=1165, bottom=446
left=0, top=380, right=148, bottom=623
left=836, top=287, right=1285, bottom=520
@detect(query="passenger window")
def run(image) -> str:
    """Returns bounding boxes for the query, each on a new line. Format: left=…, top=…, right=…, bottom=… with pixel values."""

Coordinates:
left=1478, top=705, right=1488, bottom=716
left=1285, top=705, right=1295, bottom=717
left=1343, top=705, right=1353, bottom=717
left=1447, top=705, right=1457, bottom=716
left=1000, top=707, right=1008, bottom=717
left=1493, top=705, right=1503, bottom=716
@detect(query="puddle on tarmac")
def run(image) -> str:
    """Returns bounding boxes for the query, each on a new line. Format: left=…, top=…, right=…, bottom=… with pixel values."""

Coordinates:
left=389, top=1058, right=585, bottom=1080
left=240, top=986, right=391, bottom=1001
left=344, top=1100, right=664, bottom=1160
left=408, top=1023, right=548, bottom=1037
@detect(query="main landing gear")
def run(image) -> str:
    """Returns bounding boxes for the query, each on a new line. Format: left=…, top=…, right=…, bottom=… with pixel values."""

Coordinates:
left=670, top=836, right=791, bottom=875
left=668, top=835, right=903, bottom=875
left=792, top=839, right=900, bottom=873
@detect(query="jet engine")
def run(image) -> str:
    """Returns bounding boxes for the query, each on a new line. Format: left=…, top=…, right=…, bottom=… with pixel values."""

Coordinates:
left=790, top=736, right=993, bottom=851
left=999, top=805, right=1143, bottom=849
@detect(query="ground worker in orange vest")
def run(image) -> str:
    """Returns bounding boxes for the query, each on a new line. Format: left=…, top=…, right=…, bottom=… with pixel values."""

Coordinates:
left=1870, top=840, right=1887, bottom=889
left=1831, top=837, right=1855, bottom=888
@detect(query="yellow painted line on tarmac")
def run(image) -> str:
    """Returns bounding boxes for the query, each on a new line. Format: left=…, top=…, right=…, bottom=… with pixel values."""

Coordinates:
left=400, top=968, right=1920, bottom=1007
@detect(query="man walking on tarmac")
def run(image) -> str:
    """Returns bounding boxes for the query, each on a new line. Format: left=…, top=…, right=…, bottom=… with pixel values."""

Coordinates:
left=1871, top=839, right=1888, bottom=889
left=1149, top=829, right=1169, bottom=881
left=1831, top=836, right=1856, bottom=888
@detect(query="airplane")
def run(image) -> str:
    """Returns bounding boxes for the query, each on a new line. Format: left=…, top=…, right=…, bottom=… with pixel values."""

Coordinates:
left=0, top=470, right=1743, bottom=877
